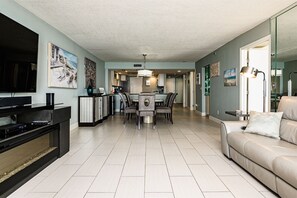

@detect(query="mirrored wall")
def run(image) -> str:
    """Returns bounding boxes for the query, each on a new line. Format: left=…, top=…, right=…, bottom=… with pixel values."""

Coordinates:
left=271, top=4, right=297, bottom=111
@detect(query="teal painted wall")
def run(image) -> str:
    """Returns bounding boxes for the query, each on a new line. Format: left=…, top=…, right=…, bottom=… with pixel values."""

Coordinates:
left=195, top=20, right=270, bottom=121
left=0, top=0, right=105, bottom=125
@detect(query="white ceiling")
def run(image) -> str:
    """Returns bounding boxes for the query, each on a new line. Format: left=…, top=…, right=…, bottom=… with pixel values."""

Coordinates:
left=15, top=0, right=297, bottom=62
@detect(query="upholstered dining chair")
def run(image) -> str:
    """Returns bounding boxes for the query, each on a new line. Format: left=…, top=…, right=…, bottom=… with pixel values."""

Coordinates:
left=136, top=93, right=156, bottom=129
left=156, top=93, right=177, bottom=124
left=161, top=92, right=173, bottom=107
left=118, top=93, right=136, bottom=124
left=123, top=92, right=135, bottom=107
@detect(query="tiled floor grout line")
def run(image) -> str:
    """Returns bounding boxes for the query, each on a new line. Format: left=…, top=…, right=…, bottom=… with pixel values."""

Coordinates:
left=158, top=125, right=176, bottom=197
left=9, top=106, right=279, bottom=198
left=175, top=127, right=239, bottom=198
left=171, top=127, right=207, bottom=198
left=112, top=123, right=134, bottom=198
left=83, top=123, right=126, bottom=197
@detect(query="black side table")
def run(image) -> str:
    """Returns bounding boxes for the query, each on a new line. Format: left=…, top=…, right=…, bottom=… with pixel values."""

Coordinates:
left=225, top=111, right=249, bottom=120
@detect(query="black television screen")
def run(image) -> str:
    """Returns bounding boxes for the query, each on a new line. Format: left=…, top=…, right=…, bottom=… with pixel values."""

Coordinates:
left=0, top=13, right=38, bottom=93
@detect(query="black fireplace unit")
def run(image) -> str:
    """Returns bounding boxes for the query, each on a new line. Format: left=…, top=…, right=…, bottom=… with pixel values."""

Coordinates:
left=0, top=104, right=71, bottom=197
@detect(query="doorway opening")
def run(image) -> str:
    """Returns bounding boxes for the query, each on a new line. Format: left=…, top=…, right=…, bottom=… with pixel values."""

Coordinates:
left=202, top=65, right=210, bottom=116
left=240, top=36, right=271, bottom=113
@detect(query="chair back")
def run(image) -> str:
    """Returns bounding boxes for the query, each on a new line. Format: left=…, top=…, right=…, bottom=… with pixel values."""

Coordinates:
left=168, top=93, right=178, bottom=108
left=164, top=92, right=173, bottom=106
left=138, top=93, right=155, bottom=111
left=124, top=92, right=133, bottom=106
left=118, top=93, right=128, bottom=108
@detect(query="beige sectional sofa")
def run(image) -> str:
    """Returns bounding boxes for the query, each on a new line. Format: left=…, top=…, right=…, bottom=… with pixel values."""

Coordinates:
left=221, top=96, right=297, bottom=198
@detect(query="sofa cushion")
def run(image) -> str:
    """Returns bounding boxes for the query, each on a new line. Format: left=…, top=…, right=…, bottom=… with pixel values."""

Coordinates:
left=244, top=111, right=283, bottom=139
left=244, top=139, right=297, bottom=171
left=228, top=132, right=297, bottom=171
left=278, top=96, right=297, bottom=121
left=227, top=132, right=250, bottom=155
left=280, top=119, right=297, bottom=145
left=273, top=156, right=297, bottom=189
left=228, top=132, right=280, bottom=157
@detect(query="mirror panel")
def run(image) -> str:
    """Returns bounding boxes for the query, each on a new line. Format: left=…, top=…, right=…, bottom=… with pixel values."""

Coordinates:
left=271, top=5, right=297, bottom=111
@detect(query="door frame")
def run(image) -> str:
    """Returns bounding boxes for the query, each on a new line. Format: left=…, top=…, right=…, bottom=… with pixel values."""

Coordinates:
left=239, top=35, right=271, bottom=112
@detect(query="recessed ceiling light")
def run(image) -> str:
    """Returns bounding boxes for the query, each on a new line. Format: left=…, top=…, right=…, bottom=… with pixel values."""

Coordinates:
left=125, top=70, right=128, bottom=72
left=177, top=70, right=181, bottom=73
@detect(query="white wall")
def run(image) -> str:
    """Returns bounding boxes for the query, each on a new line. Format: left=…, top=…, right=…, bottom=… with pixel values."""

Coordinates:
left=240, top=37, right=270, bottom=113
left=249, top=46, right=270, bottom=112
left=166, top=78, right=176, bottom=93
left=130, top=77, right=143, bottom=93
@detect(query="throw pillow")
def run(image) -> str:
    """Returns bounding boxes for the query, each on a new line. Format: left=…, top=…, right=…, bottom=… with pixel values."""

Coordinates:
left=244, top=111, right=283, bottom=139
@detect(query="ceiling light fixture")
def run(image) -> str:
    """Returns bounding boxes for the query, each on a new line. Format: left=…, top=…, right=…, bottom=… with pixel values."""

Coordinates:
left=137, top=54, right=152, bottom=77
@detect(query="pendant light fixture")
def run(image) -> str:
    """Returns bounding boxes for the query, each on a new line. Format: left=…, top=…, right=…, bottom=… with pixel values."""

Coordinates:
left=137, top=54, right=152, bottom=77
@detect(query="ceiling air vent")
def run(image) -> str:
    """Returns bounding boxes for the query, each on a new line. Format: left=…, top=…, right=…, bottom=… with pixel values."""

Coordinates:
left=134, top=64, right=142, bottom=67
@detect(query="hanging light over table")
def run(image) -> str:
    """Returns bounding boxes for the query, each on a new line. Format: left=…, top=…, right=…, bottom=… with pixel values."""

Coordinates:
left=138, top=54, right=152, bottom=77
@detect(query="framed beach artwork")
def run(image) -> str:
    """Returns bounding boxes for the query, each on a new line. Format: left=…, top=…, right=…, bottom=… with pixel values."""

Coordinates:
left=85, top=57, right=96, bottom=88
left=48, top=43, right=78, bottom=88
left=224, top=68, right=237, bottom=86
left=210, top=61, right=220, bottom=77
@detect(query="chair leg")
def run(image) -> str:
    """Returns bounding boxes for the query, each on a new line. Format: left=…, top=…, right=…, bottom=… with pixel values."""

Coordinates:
left=136, top=115, right=138, bottom=126
left=123, top=112, right=126, bottom=124
left=153, top=115, right=156, bottom=129
left=138, top=116, right=141, bottom=130
left=170, top=113, right=173, bottom=124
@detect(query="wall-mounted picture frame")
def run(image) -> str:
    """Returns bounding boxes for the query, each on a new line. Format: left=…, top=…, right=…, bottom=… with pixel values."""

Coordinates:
left=48, top=43, right=78, bottom=88
left=224, top=68, right=237, bottom=86
left=145, top=79, right=150, bottom=86
left=210, top=61, right=220, bottom=77
left=85, top=57, right=96, bottom=88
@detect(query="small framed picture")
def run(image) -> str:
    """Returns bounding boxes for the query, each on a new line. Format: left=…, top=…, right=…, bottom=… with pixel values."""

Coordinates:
left=224, top=68, right=237, bottom=86
left=145, top=79, right=150, bottom=86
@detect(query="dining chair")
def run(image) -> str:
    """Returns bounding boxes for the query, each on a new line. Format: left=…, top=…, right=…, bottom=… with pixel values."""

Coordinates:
left=136, top=93, right=156, bottom=129
left=118, top=93, right=136, bottom=124
left=123, top=92, right=135, bottom=107
left=161, top=92, right=173, bottom=107
left=156, top=93, right=177, bottom=124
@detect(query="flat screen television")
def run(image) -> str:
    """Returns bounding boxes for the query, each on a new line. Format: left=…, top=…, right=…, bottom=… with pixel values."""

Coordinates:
left=0, top=13, right=38, bottom=93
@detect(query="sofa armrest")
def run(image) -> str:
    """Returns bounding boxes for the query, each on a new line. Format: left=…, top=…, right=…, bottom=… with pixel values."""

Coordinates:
left=220, top=121, right=247, bottom=158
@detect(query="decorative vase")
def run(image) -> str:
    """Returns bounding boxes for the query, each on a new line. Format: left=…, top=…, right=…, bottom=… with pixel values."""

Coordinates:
left=87, top=85, right=93, bottom=96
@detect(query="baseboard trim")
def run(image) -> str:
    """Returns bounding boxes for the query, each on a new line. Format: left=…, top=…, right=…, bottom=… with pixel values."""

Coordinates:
left=70, top=122, right=78, bottom=132
left=209, top=116, right=222, bottom=124
left=196, top=111, right=207, bottom=116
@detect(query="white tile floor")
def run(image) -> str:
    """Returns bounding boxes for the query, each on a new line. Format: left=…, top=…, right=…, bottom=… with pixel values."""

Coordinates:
left=8, top=106, right=279, bottom=198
